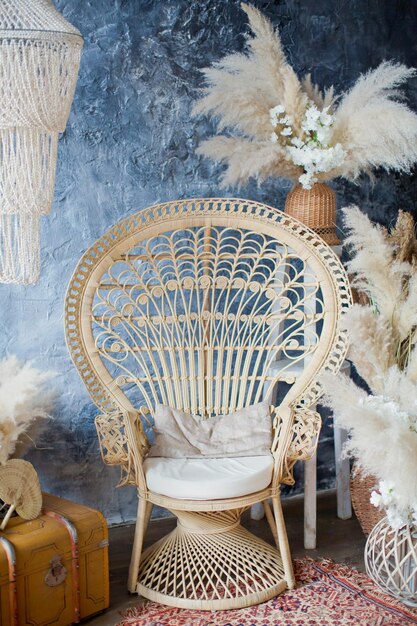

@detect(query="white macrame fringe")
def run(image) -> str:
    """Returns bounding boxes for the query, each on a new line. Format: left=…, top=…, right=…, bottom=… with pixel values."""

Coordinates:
left=0, top=213, right=40, bottom=285
left=0, top=129, right=58, bottom=215
left=0, top=0, right=82, bottom=284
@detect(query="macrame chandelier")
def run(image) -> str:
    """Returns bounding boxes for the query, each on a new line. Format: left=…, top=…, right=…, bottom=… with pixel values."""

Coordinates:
left=0, top=0, right=83, bottom=284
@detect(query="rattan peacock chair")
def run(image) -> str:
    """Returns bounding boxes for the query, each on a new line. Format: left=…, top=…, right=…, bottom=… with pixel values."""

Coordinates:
left=65, top=198, right=351, bottom=610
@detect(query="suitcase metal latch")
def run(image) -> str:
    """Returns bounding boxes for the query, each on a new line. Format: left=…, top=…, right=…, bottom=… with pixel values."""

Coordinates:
left=45, top=555, right=67, bottom=586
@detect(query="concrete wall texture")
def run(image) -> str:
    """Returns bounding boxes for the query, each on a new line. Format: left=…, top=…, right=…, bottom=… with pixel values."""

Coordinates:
left=0, top=0, right=416, bottom=523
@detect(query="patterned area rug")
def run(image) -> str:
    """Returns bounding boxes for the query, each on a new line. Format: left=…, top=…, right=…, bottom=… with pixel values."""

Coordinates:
left=117, top=558, right=417, bottom=625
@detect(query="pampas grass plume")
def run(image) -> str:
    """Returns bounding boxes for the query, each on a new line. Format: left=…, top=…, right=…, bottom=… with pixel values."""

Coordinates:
left=193, top=5, right=417, bottom=188
left=0, top=356, right=56, bottom=465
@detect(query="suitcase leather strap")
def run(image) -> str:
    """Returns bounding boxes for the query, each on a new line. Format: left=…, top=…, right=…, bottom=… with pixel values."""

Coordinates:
left=0, top=536, right=18, bottom=626
left=44, top=510, right=81, bottom=624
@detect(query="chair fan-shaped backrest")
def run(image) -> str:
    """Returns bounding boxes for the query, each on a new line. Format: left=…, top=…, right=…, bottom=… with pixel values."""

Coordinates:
left=65, top=199, right=351, bottom=418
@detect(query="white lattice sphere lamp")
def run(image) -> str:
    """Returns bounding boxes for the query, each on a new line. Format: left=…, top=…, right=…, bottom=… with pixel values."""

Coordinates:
left=365, top=516, right=417, bottom=607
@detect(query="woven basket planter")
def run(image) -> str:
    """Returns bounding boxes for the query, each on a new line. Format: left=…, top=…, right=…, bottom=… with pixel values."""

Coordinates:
left=284, top=183, right=340, bottom=245
left=365, top=517, right=417, bottom=607
left=350, top=467, right=385, bottom=536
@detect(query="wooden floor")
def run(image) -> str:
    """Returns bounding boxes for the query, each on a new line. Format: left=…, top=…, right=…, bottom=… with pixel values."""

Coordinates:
left=88, top=490, right=366, bottom=625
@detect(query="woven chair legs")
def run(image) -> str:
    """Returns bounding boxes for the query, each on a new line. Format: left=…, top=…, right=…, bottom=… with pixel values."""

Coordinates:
left=263, top=497, right=295, bottom=588
left=263, top=499, right=279, bottom=546
left=133, top=503, right=293, bottom=610
left=128, top=498, right=153, bottom=593
left=271, top=495, right=296, bottom=589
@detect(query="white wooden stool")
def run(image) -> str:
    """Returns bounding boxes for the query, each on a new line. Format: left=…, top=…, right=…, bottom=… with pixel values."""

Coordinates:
left=303, top=359, right=352, bottom=549
left=252, top=359, right=352, bottom=549
left=252, top=244, right=352, bottom=549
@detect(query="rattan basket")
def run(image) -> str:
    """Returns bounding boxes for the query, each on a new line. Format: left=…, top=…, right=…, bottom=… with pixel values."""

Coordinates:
left=284, top=182, right=340, bottom=245
left=350, top=466, right=385, bottom=536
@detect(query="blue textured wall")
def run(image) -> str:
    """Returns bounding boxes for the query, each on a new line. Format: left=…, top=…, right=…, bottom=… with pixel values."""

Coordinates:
left=0, top=0, right=416, bottom=524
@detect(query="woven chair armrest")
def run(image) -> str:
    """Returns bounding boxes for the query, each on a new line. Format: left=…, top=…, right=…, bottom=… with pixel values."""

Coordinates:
left=95, top=409, right=149, bottom=489
left=280, top=408, right=322, bottom=485
left=271, top=404, right=295, bottom=487
left=288, top=408, right=321, bottom=462
left=270, top=406, right=321, bottom=486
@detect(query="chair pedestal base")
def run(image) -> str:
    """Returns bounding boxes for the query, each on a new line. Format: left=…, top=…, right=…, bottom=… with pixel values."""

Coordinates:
left=137, top=508, right=287, bottom=610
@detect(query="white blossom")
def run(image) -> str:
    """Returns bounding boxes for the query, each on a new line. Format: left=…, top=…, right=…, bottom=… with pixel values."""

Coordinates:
left=371, top=480, right=417, bottom=530
left=279, top=115, right=293, bottom=126
left=305, top=105, right=321, bottom=124
left=269, top=104, right=285, bottom=126
left=387, top=508, right=408, bottom=530
left=269, top=99, right=346, bottom=188
left=370, top=490, right=383, bottom=508
left=270, top=104, right=285, bottom=116
left=320, top=111, right=333, bottom=127
left=291, top=137, right=304, bottom=149
left=299, top=172, right=317, bottom=189
left=316, top=126, right=332, bottom=144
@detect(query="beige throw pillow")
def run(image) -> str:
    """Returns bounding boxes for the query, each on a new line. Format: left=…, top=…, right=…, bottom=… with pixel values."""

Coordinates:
left=148, top=402, right=272, bottom=458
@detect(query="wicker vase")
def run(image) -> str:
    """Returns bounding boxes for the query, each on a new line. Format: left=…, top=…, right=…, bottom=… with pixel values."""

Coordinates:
left=284, top=182, right=340, bottom=245
left=365, top=517, right=417, bottom=607
left=350, top=467, right=385, bottom=535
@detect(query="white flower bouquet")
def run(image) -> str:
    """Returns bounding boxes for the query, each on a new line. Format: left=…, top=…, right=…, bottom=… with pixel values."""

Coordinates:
left=269, top=102, right=345, bottom=189
left=323, top=208, right=417, bottom=530
left=193, top=3, right=417, bottom=190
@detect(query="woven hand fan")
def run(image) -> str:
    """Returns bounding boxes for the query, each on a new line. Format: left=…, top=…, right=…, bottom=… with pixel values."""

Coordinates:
left=0, top=459, right=42, bottom=530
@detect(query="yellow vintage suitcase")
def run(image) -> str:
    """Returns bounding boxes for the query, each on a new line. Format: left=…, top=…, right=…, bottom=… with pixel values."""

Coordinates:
left=42, top=493, right=109, bottom=621
left=0, top=494, right=109, bottom=626
left=0, top=513, right=76, bottom=626
left=0, top=534, right=16, bottom=625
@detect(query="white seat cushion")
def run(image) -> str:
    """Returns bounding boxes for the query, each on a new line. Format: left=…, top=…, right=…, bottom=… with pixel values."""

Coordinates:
left=143, top=455, right=274, bottom=500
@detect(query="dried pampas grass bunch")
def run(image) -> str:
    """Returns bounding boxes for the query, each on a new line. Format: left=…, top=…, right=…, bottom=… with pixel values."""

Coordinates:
left=193, top=3, right=417, bottom=190
left=323, top=207, right=417, bottom=529
left=0, top=356, right=56, bottom=465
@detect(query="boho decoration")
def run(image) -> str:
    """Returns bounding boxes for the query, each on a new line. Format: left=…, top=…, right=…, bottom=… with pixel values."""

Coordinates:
left=0, top=0, right=83, bottom=284
left=323, top=207, right=417, bottom=604
left=193, top=3, right=417, bottom=189
left=0, top=459, right=42, bottom=530
left=350, top=465, right=384, bottom=536
left=192, top=3, right=417, bottom=241
left=0, top=355, right=55, bottom=465
left=365, top=517, right=417, bottom=608
left=284, top=183, right=338, bottom=245
left=65, top=198, right=351, bottom=609
left=323, top=208, right=417, bottom=530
